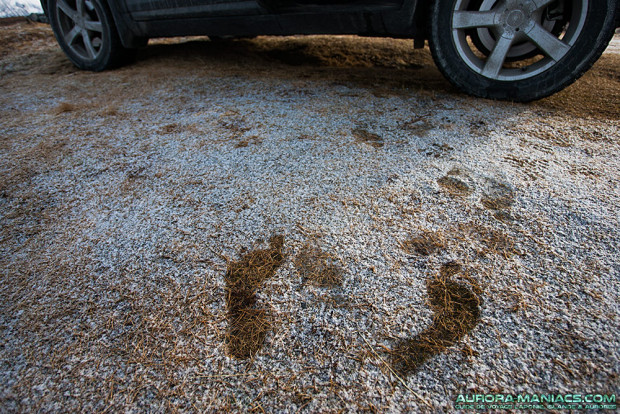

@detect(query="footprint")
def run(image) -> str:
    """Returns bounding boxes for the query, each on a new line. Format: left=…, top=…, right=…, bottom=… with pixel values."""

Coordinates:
left=392, top=262, right=481, bottom=376
left=400, top=116, right=433, bottom=137
left=423, top=143, right=454, bottom=158
left=402, top=231, right=445, bottom=256
left=437, top=168, right=474, bottom=197
left=481, top=178, right=514, bottom=211
left=223, top=233, right=481, bottom=374
left=352, top=128, right=384, bottom=148
left=225, top=235, right=285, bottom=359
left=295, top=243, right=344, bottom=288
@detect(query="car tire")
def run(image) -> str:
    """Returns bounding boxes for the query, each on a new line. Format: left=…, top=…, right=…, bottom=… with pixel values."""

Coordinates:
left=48, top=0, right=135, bottom=71
left=429, top=0, right=619, bottom=102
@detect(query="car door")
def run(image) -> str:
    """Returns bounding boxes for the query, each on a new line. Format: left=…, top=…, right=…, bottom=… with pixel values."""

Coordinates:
left=126, top=0, right=263, bottom=20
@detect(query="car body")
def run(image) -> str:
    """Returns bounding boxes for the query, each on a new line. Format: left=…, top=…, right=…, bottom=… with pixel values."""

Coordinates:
left=43, top=0, right=620, bottom=101
left=43, top=0, right=432, bottom=47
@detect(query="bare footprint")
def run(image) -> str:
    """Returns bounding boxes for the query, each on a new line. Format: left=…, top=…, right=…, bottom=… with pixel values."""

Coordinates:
left=402, top=230, right=445, bottom=256
left=437, top=168, right=474, bottom=197
left=481, top=178, right=515, bottom=215
left=295, top=243, right=344, bottom=288
left=392, top=262, right=481, bottom=376
left=352, top=128, right=384, bottom=148
left=225, top=235, right=285, bottom=359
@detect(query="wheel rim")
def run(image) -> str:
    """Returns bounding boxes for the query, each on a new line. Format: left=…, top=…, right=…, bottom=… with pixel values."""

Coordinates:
left=451, top=0, right=588, bottom=81
left=56, top=0, right=104, bottom=61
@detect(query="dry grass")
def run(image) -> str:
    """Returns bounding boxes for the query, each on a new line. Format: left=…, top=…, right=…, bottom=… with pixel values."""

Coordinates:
left=457, top=223, right=518, bottom=259
left=0, top=19, right=618, bottom=412
left=437, top=168, right=472, bottom=196
left=235, top=135, right=263, bottom=148
left=438, top=175, right=470, bottom=195
left=481, top=179, right=515, bottom=211
left=53, top=102, right=77, bottom=115
left=295, top=243, right=344, bottom=288
left=392, top=262, right=482, bottom=376
left=537, top=54, right=620, bottom=120
left=352, top=128, right=384, bottom=148
left=402, top=231, right=445, bottom=256
left=399, top=115, right=432, bottom=137
left=158, top=123, right=183, bottom=134
left=0, top=19, right=51, bottom=58
left=225, top=235, right=285, bottom=359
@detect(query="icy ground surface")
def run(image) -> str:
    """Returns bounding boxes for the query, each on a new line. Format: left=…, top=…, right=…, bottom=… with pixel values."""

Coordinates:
left=0, top=20, right=619, bottom=413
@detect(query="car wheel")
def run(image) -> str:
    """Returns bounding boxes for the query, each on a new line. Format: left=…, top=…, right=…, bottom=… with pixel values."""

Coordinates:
left=429, top=0, right=619, bottom=101
left=48, top=0, right=134, bottom=71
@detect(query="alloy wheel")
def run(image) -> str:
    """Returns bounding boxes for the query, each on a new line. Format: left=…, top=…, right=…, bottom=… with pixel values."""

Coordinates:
left=451, top=0, right=588, bottom=81
left=55, top=0, right=105, bottom=61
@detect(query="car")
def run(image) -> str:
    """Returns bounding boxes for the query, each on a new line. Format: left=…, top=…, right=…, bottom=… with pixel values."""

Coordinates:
left=41, top=0, right=619, bottom=101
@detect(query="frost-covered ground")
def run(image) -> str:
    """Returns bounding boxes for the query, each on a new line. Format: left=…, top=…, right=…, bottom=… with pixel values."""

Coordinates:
left=0, top=20, right=619, bottom=413
left=0, top=0, right=41, bottom=17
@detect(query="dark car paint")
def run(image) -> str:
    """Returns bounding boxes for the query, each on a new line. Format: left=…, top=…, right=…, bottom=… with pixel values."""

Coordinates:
left=43, top=0, right=428, bottom=48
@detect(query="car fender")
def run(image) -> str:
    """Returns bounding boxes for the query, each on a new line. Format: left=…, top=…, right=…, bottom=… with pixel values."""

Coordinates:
left=45, top=0, right=147, bottom=48
left=103, top=0, right=148, bottom=48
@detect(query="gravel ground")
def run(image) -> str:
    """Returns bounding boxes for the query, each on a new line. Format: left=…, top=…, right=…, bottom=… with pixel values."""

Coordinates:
left=1, top=19, right=619, bottom=412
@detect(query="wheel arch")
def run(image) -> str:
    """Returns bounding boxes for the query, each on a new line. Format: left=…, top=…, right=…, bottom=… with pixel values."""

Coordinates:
left=46, top=0, right=147, bottom=48
left=102, top=0, right=148, bottom=47
left=413, top=0, right=430, bottom=39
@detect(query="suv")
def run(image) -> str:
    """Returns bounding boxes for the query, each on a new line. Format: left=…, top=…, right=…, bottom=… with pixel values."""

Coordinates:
left=43, top=0, right=619, bottom=101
